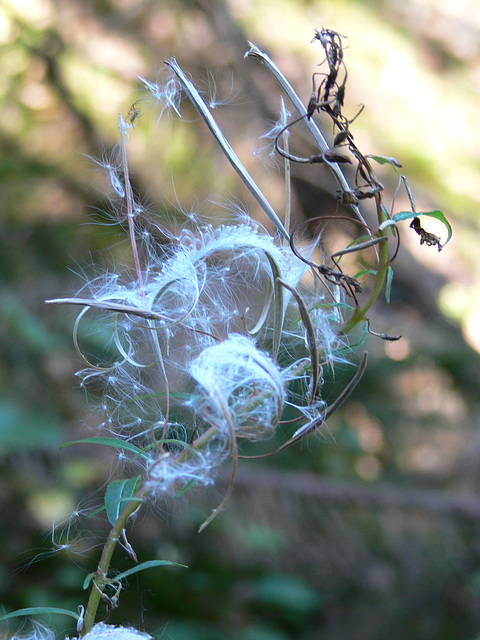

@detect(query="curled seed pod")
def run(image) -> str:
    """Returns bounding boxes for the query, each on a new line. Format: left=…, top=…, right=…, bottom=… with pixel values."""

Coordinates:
left=190, top=334, right=285, bottom=441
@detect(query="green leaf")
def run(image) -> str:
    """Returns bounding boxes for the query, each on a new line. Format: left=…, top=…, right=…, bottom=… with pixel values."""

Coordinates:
left=83, top=572, right=94, bottom=590
left=105, top=476, right=142, bottom=526
left=0, top=607, right=80, bottom=621
left=385, top=266, right=394, bottom=304
left=354, top=268, right=377, bottom=279
left=60, top=437, right=146, bottom=459
left=114, top=559, right=187, bottom=582
left=314, top=301, right=352, bottom=310
left=367, top=155, right=402, bottom=170
left=174, top=478, right=197, bottom=498
left=290, top=301, right=352, bottom=328
left=347, top=233, right=377, bottom=247
left=393, top=209, right=452, bottom=247
left=335, top=321, right=369, bottom=355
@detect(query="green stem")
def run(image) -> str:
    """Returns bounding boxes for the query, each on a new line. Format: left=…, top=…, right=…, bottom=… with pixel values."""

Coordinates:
left=339, top=199, right=390, bottom=337
left=80, top=425, right=220, bottom=636
left=81, top=485, right=150, bottom=636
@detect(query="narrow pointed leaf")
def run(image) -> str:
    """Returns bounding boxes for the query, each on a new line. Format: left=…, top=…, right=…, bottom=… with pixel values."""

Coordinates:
left=354, top=268, right=377, bottom=279
left=105, top=476, right=142, bottom=526
left=366, top=155, right=402, bottom=170
left=175, top=478, right=197, bottom=498
left=393, top=209, right=452, bottom=247
left=385, top=266, right=394, bottom=303
left=60, top=437, right=145, bottom=458
left=114, top=560, right=187, bottom=582
left=0, top=608, right=80, bottom=621
left=83, top=573, right=94, bottom=590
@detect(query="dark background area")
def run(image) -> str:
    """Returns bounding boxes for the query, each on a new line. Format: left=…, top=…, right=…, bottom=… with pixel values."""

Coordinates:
left=1, top=1, right=480, bottom=639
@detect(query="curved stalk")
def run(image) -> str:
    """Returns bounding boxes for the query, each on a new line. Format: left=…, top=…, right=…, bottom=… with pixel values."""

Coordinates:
left=81, top=486, right=150, bottom=636
left=80, top=425, right=221, bottom=636
left=339, top=198, right=390, bottom=336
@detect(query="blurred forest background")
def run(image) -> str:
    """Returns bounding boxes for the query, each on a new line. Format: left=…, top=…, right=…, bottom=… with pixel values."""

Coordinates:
left=1, top=0, right=480, bottom=639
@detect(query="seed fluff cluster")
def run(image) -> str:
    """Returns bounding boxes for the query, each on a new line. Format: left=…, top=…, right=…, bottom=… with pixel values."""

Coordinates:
left=48, top=48, right=355, bottom=511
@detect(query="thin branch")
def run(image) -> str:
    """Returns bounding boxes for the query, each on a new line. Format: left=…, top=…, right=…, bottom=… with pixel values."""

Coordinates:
left=165, top=58, right=289, bottom=241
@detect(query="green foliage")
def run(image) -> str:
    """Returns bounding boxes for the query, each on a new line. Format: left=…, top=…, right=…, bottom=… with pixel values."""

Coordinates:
left=393, top=209, right=453, bottom=247
left=0, top=608, right=80, bottom=622
left=114, top=560, right=188, bottom=582
left=104, top=477, right=142, bottom=526
left=61, top=437, right=147, bottom=459
left=366, top=155, right=402, bottom=170
left=385, top=265, right=394, bottom=303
